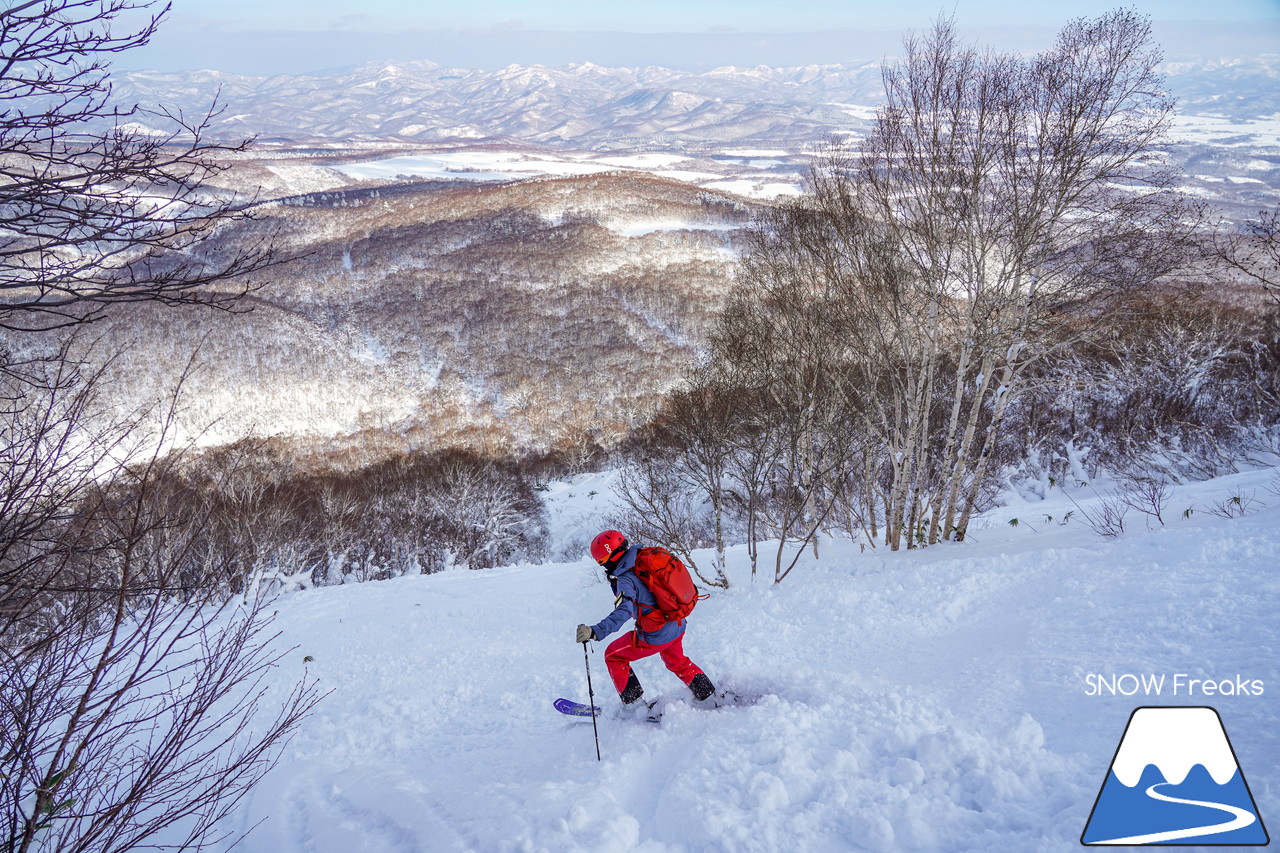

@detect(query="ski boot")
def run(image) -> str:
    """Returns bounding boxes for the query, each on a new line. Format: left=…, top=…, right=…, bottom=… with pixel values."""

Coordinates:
left=618, top=673, right=662, bottom=722
left=689, top=673, right=716, bottom=704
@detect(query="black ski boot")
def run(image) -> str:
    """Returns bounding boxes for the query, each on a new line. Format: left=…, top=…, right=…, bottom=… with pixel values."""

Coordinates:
left=619, top=671, right=644, bottom=705
left=619, top=672, right=660, bottom=721
left=689, top=673, right=716, bottom=702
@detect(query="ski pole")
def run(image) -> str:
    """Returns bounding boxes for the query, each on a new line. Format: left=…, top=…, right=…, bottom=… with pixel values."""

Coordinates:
left=582, top=640, right=601, bottom=761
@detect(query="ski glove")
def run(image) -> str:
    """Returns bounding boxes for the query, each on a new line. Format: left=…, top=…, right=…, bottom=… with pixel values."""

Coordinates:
left=575, top=624, right=595, bottom=643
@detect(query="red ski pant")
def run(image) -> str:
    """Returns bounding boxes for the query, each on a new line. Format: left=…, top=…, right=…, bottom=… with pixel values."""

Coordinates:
left=604, top=630, right=704, bottom=695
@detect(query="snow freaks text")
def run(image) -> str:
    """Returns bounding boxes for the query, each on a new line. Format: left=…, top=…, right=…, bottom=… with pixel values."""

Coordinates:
left=1084, top=674, right=1265, bottom=698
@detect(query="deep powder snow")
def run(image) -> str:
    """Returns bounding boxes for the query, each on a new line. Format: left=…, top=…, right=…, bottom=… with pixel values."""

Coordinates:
left=220, top=467, right=1279, bottom=852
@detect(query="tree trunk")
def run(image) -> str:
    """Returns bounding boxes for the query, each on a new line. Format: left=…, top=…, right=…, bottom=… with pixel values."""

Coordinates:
left=941, top=351, right=996, bottom=540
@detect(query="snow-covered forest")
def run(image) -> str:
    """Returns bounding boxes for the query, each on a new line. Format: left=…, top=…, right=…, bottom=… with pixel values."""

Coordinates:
left=1, top=2, right=1278, bottom=852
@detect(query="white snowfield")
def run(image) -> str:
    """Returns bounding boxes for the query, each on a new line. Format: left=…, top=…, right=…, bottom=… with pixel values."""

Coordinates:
left=226, top=467, right=1279, bottom=852
left=333, top=151, right=621, bottom=182
left=332, top=149, right=807, bottom=200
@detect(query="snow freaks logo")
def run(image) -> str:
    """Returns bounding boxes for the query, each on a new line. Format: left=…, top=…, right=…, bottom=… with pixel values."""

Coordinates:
left=1081, top=707, right=1270, bottom=846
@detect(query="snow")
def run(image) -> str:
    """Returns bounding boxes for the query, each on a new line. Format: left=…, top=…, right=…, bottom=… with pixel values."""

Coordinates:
left=590, top=153, right=694, bottom=169
left=333, top=152, right=618, bottom=182
left=263, top=162, right=352, bottom=195
left=718, top=148, right=792, bottom=158
left=1171, top=113, right=1280, bottom=147
left=219, top=466, right=1280, bottom=852
left=702, top=179, right=806, bottom=199
left=838, top=105, right=881, bottom=120
left=329, top=146, right=810, bottom=199
left=643, top=168, right=716, bottom=183
left=610, top=219, right=740, bottom=238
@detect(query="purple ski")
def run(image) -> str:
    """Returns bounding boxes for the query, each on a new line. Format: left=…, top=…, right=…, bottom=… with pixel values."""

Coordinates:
left=554, top=698, right=601, bottom=717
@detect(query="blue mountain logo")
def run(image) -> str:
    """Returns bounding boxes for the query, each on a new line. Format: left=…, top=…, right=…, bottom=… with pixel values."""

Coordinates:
left=1082, top=706, right=1269, bottom=846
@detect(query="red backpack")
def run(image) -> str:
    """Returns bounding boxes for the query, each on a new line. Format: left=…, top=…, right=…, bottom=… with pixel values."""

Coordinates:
left=631, top=547, right=707, bottom=633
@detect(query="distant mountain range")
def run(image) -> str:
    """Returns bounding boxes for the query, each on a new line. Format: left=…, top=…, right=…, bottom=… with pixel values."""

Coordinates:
left=112, top=56, right=1280, bottom=148
left=115, top=61, right=883, bottom=148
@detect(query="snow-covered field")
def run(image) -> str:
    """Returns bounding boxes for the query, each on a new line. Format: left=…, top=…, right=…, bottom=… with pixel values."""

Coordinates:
left=333, top=150, right=621, bottom=182
left=226, top=467, right=1279, bottom=852
left=332, top=148, right=807, bottom=200
left=327, top=123, right=1279, bottom=208
left=1172, top=112, right=1280, bottom=148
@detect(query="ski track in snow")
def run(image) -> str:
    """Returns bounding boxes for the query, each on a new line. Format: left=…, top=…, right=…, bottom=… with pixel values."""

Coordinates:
left=1092, top=782, right=1257, bottom=845
left=216, top=467, right=1280, bottom=852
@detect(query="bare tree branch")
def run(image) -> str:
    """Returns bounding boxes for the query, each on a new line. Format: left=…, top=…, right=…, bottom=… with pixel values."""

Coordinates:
left=0, top=0, right=286, bottom=333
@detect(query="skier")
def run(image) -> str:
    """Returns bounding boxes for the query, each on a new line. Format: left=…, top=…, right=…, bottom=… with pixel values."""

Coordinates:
left=575, top=530, right=716, bottom=714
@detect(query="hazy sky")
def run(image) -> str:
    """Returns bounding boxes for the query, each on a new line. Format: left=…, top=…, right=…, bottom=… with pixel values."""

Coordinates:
left=159, top=0, right=1280, bottom=32
left=126, top=0, right=1280, bottom=74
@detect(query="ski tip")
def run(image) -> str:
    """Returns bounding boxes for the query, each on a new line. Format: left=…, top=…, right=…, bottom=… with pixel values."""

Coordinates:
left=554, top=697, right=601, bottom=717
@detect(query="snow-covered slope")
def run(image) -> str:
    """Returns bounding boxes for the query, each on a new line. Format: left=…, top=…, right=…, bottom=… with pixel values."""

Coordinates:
left=226, top=466, right=1279, bottom=852
left=59, top=172, right=752, bottom=456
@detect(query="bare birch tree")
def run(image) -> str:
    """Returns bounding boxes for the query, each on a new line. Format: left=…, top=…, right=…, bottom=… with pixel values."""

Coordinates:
left=709, top=232, right=854, bottom=578
left=714, top=10, right=1202, bottom=550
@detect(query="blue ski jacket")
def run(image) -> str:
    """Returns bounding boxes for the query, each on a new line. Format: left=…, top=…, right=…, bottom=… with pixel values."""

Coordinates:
left=590, top=546, right=686, bottom=645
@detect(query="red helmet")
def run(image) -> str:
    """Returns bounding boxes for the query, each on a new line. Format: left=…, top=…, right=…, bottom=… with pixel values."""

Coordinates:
left=590, top=530, right=628, bottom=566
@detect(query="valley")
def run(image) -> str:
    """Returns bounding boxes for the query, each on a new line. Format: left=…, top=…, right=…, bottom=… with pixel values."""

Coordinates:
left=35, top=56, right=1280, bottom=462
